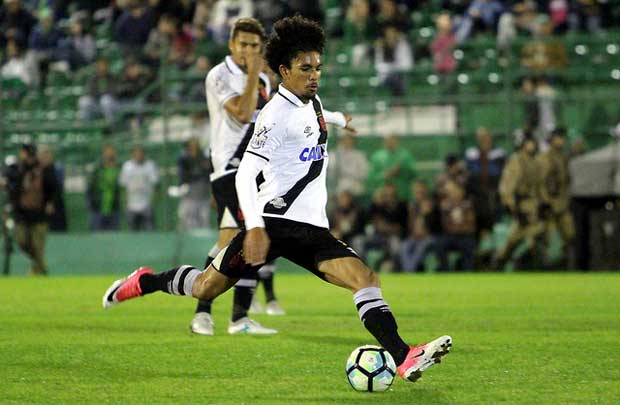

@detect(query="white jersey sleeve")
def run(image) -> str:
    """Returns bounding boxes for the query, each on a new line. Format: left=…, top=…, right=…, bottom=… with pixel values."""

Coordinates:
left=236, top=153, right=268, bottom=229
left=323, top=109, right=347, bottom=128
left=236, top=111, right=287, bottom=229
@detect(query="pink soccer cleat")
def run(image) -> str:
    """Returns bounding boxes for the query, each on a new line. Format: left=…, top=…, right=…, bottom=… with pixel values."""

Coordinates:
left=102, top=267, right=154, bottom=309
left=397, top=335, right=452, bottom=382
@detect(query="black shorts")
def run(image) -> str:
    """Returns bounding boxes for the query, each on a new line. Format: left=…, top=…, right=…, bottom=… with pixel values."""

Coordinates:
left=211, top=173, right=243, bottom=229
left=212, top=217, right=360, bottom=279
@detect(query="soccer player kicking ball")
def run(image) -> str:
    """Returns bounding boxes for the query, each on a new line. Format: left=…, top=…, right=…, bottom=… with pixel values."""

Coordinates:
left=103, top=16, right=451, bottom=383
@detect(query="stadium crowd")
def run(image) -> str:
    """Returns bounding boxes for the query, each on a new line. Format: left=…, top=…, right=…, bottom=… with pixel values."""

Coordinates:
left=2, top=0, right=620, bottom=103
left=2, top=0, right=618, bottom=274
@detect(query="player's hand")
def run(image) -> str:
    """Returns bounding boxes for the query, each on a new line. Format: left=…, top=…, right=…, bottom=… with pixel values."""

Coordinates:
left=245, top=53, right=264, bottom=77
left=243, top=227, right=270, bottom=266
left=343, top=114, right=357, bottom=134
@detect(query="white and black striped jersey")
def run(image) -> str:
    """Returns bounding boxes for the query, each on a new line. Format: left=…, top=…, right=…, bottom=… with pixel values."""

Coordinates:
left=205, top=55, right=271, bottom=182
left=236, top=85, right=334, bottom=229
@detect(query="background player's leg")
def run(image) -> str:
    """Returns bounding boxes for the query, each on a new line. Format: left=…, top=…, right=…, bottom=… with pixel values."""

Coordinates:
left=318, top=257, right=410, bottom=365
left=258, top=261, right=285, bottom=315
left=231, top=276, right=257, bottom=322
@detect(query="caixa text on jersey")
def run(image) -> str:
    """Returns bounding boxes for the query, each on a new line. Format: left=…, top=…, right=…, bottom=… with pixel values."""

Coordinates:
left=299, top=144, right=328, bottom=162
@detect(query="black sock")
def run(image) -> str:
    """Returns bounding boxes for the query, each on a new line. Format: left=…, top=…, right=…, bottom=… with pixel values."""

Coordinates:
left=231, top=278, right=257, bottom=322
left=139, top=265, right=201, bottom=296
left=354, top=287, right=410, bottom=365
left=261, top=272, right=276, bottom=302
left=195, top=299, right=212, bottom=314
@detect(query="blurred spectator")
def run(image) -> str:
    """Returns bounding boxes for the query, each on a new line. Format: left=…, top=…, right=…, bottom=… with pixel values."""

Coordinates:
left=115, top=57, right=154, bottom=126
left=254, top=0, right=287, bottom=34
left=465, top=127, right=506, bottom=239
left=343, top=0, right=377, bottom=69
left=368, top=134, right=417, bottom=200
left=362, top=184, right=408, bottom=272
left=549, top=0, right=569, bottom=34
left=145, top=13, right=194, bottom=68
left=538, top=128, right=575, bottom=267
left=520, top=76, right=538, bottom=132
left=571, top=0, right=602, bottom=33
left=330, top=190, right=365, bottom=249
left=208, top=0, right=253, bottom=44
left=3, top=143, right=58, bottom=275
left=0, top=0, right=37, bottom=47
left=114, top=0, right=156, bottom=55
left=148, top=0, right=196, bottom=25
left=28, top=8, right=64, bottom=87
left=467, top=0, right=504, bottom=33
left=182, top=55, right=212, bottom=102
left=430, top=13, right=457, bottom=77
left=399, top=180, right=435, bottom=273
left=375, top=0, right=410, bottom=33
left=328, top=134, right=369, bottom=198
left=177, top=137, right=211, bottom=230
left=38, top=146, right=67, bottom=232
left=87, top=145, right=122, bottom=231
left=1, top=38, right=38, bottom=87
left=520, top=23, right=568, bottom=70
left=287, top=0, right=324, bottom=25
left=435, top=179, right=477, bottom=271
left=374, top=25, right=413, bottom=98
left=28, top=8, right=62, bottom=54
left=497, top=10, right=516, bottom=50
left=57, top=12, right=96, bottom=69
left=50, top=0, right=109, bottom=22
left=192, top=0, right=215, bottom=30
left=494, top=131, right=545, bottom=270
left=119, top=145, right=159, bottom=231
left=77, top=56, right=119, bottom=126
left=435, top=153, right=469, bottom=201
left=535, top=77, right=559, bottom=138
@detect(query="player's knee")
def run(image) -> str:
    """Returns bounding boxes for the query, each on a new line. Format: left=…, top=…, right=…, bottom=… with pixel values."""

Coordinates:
left=350, top=266, right=379, bottom=290
left=191, top=273, right=215, bottom=300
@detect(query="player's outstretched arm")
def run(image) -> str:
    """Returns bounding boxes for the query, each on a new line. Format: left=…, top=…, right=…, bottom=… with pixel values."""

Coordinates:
left=324, top=109, right=356, bottom=134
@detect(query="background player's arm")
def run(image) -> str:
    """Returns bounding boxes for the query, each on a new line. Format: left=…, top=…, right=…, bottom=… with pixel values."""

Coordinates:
left=223, top=55, right=263, bottom=124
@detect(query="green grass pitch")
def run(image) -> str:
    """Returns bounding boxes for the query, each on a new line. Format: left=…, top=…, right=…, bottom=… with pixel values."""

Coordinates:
left=2, top=273, right=619, bottom=403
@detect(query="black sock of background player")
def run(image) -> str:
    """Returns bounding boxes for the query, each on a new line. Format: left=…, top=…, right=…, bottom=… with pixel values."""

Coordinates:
left=195, top=299, right=212, bottom=314
left=231, top=282, right=256, bottom=322
left=139, top=265, right=201, bottom=296
left=261, top=272, right=276, bottom=302
left=354, top=287, right=410, bottom=365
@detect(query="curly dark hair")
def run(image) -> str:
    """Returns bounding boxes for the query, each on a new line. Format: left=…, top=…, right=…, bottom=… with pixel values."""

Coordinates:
left=265, top=16, right=325, bottom=76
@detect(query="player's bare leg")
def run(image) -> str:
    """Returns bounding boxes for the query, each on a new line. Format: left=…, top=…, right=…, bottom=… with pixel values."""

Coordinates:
left=192, top=228, right=239, bottom=334
left=318, top=257, right=451, bottom=382
left=193, top=227, right=276, bottom=335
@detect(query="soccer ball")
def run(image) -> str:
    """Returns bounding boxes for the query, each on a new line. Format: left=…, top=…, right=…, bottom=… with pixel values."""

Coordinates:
left=345, top=345, right=396, bottom=392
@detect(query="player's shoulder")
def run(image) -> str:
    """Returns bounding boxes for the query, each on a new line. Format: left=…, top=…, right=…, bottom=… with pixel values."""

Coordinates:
left=206, top=61, right=231, bottom=83
left=259, top=92, right=295, bottom=119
